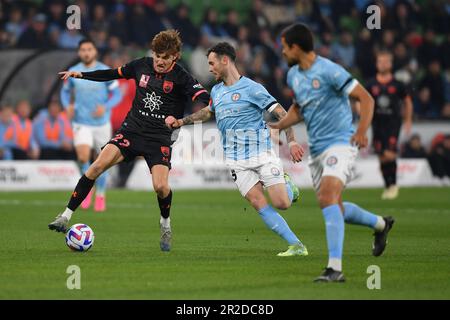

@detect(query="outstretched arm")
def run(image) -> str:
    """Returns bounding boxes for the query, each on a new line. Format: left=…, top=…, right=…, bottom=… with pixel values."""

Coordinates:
left=59, top=69, right=121, bottom=82
left=349, top=83, right=374, bottom=148
left=165, top=106, right=214, bottom=129
left=268, top=103, right=303, bottom=162
left=268, top=103, right=303, bottom=130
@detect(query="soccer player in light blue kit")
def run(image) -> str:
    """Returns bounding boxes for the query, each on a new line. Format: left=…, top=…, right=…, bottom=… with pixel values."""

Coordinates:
left=166, top=42, right=308, bottom=257
left=61, top=39, right=122, bottom=211
left=271, top=23, right=395, bottom=282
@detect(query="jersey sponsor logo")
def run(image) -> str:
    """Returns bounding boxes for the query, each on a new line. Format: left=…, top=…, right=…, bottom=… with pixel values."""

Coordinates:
left=231, top=93, right=241, bottom=101
left=193, top=83, right=203, bottom=89
left=161, top=146, right=170, bottom=157
left=163, top=80, right=174, bottom=93
left=143, top=92, right=163, bottom=112
left=312, top=79, right=320, bottom=89
left=139, top=74, right=150, bottom=88
left=326, top=156, right=338, bottom=167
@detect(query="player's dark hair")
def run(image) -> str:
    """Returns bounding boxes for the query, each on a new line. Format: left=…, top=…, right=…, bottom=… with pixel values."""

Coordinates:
left=206, top=42, right=236, bottom=62
left=281, top=23, right=314, bottom=52
left=78, top=38, right=96, bottom=49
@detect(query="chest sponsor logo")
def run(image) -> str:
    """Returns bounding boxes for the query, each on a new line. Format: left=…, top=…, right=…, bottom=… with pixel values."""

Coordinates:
left=143, top=92, right=163, bottom=112
left=139, top=74, right=150, bottom=88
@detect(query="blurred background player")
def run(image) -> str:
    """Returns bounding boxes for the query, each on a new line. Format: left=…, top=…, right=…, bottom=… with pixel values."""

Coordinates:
left=166, top=42, right=308, bottom=257
left=60, top=39, right=122, bottom=211
left=367, top=51, right=413, bottom=200
left=272, top=23, right=395, bottom=282
left=49, top=30, right=210, bottom=252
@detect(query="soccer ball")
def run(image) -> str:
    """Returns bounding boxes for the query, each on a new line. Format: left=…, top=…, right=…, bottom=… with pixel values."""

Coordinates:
left=65, top=224, right=95, bottom=252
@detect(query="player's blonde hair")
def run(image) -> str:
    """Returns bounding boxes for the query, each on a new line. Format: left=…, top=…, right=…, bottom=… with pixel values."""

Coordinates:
left=151, top=29, right=182, bottom=58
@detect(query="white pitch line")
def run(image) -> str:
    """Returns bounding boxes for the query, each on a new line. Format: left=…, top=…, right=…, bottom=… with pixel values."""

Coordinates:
left=0, top=199, right=448, bottom=214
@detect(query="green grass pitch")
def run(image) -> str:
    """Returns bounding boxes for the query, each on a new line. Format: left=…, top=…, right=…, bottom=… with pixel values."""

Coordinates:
left=0, top=187, right=449, bottom=299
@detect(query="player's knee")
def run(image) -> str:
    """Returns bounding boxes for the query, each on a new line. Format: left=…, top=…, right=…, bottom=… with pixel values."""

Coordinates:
left=247, top=194, right=266, bottom=210
left=88, top=161, right=106, bottom=179
left=317, top=192, right=339, bottom=209
left=153, top=182, right=169, bottom=196
left=272, top=198, right=291, bottom=210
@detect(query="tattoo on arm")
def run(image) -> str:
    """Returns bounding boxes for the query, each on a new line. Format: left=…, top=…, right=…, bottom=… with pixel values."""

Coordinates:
left=181, top=107, right=213, bottom=125
left=271, top=105, right=296, bottom=143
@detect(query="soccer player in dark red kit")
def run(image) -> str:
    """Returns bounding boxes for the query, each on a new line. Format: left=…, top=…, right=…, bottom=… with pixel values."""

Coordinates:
left=366, top=51, right=413, bottom=200
left=49, top=30, right=210, bottom=251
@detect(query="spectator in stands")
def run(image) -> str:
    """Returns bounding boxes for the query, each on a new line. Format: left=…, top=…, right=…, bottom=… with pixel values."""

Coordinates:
left=4, top=100, right=39, bottom=160
left=169, top=3, right=198, bottom=49
left=247, top=0, right=271, bottom=40
left=418, top=60, right=446, bottom=118
left=17, top=13, right=53, bottom=49
left=4, top=6, right=26, bottom=46
left=58, top=29, right=84, bottom=49
left=190, top=34, right=214, bottom=88
left=428, top=134, right=450, bottom=184
left=330, top=29, right=355, bottom=69
left=128, top=4, right=153, bottom=47
left=0, top=105, right=15, bottom=160
left=417, top=29, right=440, bottom=67
left=355, top=29, right=376, bottom=80
left=108, top=4, right=129, bottom=45
left=200, top=8, right=228, bottom=40
left=222, top=9, right=240, bottom=40
left=33, top=100, right=74, bottom=160
left=401, top=134, right=427, bottom=159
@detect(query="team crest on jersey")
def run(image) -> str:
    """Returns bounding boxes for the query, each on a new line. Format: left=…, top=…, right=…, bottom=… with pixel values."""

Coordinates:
left=231, top=93, right=241, bottom=101
left=326, top=156, right=338, bottom=167
left=312, top=79, right=320, bottom=89
left=271, top=167, right=280, bottom=176
left=139, top=74, right=150, bottom=88
left=163, top=80, right=174, bottom=93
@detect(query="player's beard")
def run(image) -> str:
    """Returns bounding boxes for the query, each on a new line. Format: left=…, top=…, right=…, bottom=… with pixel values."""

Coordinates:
left=284, top=55, right=297, bottom=67
left=81, top=56, right=96, bottom=66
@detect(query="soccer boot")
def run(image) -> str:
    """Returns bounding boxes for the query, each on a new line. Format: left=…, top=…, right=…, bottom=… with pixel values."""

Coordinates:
left=94, top=195, right=106, bottom=212
left=373, top=216, right=395, bottom=256
left=277, top=243, right=308, bottom=257
left=314, top=268, right=346, bottom=283
left=48, top=213, right=69, bottom=233
left=284, top=173, right=300, bottom=202
left=160, top=223, right=172, bottom=252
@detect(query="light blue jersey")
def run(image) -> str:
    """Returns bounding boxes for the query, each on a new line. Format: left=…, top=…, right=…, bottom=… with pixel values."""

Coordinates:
left=287, top=56, right=358, bottom=157
left=209, top=76, right=277, bottom=160
left=60, top=62, right=122, bottom=126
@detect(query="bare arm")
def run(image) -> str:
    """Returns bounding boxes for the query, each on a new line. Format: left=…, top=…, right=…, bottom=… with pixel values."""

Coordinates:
left=268, top=103, right=303, bottom=130
left=268, top=103, right=304, bottom=162
left=403, top=95, right=413, bottom=135
left=165, top=106, right=214, bottom=129
left=348, top=83, right=374, bottom=148
left=269, top=104, right=297, bottom=144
